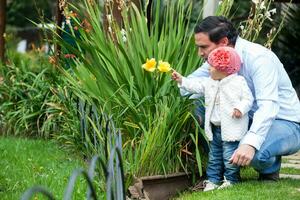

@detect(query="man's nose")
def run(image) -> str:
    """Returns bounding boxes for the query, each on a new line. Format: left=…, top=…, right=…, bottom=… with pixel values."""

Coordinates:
left=198, top=49, right=204, bottom=57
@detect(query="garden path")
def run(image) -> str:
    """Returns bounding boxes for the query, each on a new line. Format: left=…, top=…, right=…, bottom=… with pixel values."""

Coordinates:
left=280, top=150, right=300, bottom=179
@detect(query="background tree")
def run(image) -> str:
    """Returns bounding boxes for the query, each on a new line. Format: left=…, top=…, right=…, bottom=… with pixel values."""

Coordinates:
left=271, top=4, right=300, bottom=94
left=0, top=0, right=6, bottom=63
left=230, top=0, right=300, bottom=95
left=6, top=0, right=54, bottom=27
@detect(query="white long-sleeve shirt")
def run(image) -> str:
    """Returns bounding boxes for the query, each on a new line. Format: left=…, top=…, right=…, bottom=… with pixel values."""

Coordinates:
left=180, top=37, right=300, bottom=150
left=180, top=74, right=253, bottom=141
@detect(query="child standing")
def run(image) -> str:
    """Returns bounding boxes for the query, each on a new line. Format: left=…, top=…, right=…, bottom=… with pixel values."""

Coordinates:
left=172, top=46, right=253, bottom=191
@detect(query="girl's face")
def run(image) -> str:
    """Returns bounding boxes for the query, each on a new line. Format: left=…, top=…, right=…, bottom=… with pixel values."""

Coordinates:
left=209, top=66, right=227, bottom=80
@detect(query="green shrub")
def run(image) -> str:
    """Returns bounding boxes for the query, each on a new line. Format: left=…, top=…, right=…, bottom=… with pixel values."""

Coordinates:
left=0, top=51, right=79, bottom=139
left=54, top=0, right=209, bottom=177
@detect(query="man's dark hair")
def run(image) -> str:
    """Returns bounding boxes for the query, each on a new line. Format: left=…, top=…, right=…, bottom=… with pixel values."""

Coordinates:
left=194, top=16, right=238, bottom=46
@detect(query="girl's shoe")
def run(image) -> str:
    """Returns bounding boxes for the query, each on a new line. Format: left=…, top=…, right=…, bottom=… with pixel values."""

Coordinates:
left=218, top=179, right=233, bottom=190
left=203, top=180, right=219, bottom=192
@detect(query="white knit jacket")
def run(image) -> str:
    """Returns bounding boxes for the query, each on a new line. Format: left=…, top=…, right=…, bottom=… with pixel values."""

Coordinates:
left=180, top=74, right=254, bottom=141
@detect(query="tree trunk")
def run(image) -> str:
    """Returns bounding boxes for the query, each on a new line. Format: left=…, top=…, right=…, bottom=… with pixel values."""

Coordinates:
left=0, top=0, right=6, bottom=63
left=103, top=0, right=141, bottom=29
left=55, top=0, right=64, bottom=55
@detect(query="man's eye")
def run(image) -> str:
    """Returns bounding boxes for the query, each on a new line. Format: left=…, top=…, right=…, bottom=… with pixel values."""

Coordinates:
left=196, top=45, right=206, bottom=49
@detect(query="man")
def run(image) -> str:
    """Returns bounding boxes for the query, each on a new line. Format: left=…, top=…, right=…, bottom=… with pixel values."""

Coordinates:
left=182, top=16, right=300, bottom=181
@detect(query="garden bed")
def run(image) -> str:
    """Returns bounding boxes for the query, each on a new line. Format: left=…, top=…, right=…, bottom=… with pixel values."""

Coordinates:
left=129, top=172, right=203, bottom=200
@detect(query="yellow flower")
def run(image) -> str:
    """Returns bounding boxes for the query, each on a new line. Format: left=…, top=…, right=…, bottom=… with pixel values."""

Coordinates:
left=158, top=60, right=172, bottom=73
left=142, top=58, right=157, bottom=72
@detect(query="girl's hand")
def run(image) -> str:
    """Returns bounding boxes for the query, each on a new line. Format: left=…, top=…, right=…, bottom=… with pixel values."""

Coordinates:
left=171, top=70, right=182, bottom=84
left=232, top=108, right=242, bottom=118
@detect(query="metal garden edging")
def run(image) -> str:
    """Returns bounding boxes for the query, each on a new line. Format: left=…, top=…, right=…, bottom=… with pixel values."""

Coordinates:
left=21, top=102, right=126, bottom=200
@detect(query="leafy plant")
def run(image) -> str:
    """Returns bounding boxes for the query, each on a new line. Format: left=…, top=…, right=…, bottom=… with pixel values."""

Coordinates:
left=0, top=51, right=55, bottom=137
left=54, top=0, right=206, bottom=177
left=0, top=50, right=80, bottom=140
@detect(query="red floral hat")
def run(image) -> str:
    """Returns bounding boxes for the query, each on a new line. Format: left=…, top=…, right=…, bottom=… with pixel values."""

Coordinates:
left=207, top=46, right=241, bottom=75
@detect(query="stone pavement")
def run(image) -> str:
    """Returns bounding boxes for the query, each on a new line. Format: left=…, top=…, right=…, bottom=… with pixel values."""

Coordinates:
left=280, top=151, right=300, bottom=179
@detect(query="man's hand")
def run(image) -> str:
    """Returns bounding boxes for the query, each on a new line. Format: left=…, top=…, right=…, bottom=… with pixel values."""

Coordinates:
left=229, top=144, right=256, bottom=166
left=171, top=70, right=183, bottom=84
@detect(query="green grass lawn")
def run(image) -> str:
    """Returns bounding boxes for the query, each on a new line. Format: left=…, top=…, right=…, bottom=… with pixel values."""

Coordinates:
left=1, top=136, right=299, bottom=200
left=281, top=167, right=300, bottom=175
left=0, top=137, right=88, bottom=200
left=176, top=179, right=300, bottom=200
left=176, top=166, right=300, bottom=200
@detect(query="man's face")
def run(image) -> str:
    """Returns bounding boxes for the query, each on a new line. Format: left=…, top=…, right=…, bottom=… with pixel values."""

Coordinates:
left=194, top=32, right=224, bottom=60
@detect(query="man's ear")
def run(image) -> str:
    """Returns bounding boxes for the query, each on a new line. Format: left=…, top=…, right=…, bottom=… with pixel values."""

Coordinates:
left=218, top=37, right=229, bottom=46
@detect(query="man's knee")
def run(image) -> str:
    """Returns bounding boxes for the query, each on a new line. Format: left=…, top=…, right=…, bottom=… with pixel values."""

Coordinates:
left=251, top=151, right=276, bottom=171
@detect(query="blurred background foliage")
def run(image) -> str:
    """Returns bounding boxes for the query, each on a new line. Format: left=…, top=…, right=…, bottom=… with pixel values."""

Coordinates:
left=5, top=1, right=300, bottom=92
left=271, top=4, right=300, bottom=92
left=229, top=0, right=300, bottom=92
left=6, top=0, right=54, bottom=27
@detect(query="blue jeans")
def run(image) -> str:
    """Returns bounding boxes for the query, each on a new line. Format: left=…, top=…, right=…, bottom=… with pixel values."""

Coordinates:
left=193, top=99, right=209, bottom=153
left=193, top=98, right=205, bottom=128
left=206, top=126, right=240, bottom=184
left=251, top=119, right=300, bottom=174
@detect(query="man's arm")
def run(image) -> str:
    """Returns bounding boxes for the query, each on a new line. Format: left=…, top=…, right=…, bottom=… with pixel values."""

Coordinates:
left=230, top=100, right=279, bottom=166
left=230, top=54, right=280, bottom=166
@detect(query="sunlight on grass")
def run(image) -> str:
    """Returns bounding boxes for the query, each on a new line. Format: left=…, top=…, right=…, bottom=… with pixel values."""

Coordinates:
left=280, top=167, right=300, bottom=175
